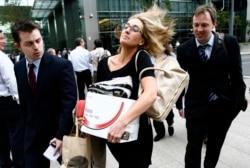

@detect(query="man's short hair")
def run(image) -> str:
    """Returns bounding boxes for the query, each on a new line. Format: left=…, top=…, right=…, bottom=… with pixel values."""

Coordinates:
left=94, top=39, right=103, bottom=47
left=75, top=37, right=84, bottom=46
left=11, top=20, right=40, bottom=44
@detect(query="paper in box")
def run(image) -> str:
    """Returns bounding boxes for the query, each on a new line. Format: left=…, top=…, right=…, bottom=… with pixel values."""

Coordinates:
left=80, top=92, right=139, bottom=143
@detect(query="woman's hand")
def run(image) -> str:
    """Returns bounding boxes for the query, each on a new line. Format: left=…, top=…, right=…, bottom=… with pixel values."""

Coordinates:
left=107, top=120, right=126, bottom=143
left=77, top=117, right=85, bottom=128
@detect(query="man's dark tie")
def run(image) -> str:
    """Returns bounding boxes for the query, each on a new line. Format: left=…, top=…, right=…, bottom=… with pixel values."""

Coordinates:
left=28, top=63, right=36, bottom=94
left=198, top=44, right=218, bottom=101
left=198, top=44, right=209, bottom=63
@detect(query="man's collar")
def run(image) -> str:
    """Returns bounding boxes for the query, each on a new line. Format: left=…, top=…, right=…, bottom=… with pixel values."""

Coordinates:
left=195, top=32, right=215, bottom=47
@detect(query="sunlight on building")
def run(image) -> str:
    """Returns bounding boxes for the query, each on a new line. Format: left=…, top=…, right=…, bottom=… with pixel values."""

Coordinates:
left=0, top=0, right=34, bottom=6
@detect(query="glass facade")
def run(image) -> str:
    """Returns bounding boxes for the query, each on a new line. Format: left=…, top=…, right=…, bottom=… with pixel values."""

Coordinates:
left=96, top=0, right=201, bottom=54
left=97, top=0, right=142, bottom=54
left=33, top=0, right=247, bottom=53
left=168, top=0, right=198, bottom=45
left=95, top=0, right=247, bottom=54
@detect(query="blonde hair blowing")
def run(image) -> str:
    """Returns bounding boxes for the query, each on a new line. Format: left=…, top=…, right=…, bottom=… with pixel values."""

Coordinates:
left=130, top=4, right=175, bottom=56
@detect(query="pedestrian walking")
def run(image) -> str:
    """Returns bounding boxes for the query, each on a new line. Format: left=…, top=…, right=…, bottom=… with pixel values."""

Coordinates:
left=79, top=3, right=175, bottom=168
left=176, top=4, right=247, bottom=168
left=11, top=20, right=77, bottom=168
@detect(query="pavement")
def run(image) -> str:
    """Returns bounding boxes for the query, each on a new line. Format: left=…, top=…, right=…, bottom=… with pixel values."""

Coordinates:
left=51, top=45, right=250, bottom=168
left=240, top=44, right=250, bottom=56
left=106, top=81, right=250, bottom=168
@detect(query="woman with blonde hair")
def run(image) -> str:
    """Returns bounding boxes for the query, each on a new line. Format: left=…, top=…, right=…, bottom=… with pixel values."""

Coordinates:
left=79, top=4, right=175, bottom=168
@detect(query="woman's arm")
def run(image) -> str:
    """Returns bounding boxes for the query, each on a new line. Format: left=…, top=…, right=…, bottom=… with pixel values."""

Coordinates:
left=107, top=75, right=157, bottom=143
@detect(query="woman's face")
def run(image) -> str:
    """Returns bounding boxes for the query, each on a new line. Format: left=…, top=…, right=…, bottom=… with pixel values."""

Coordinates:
left=120, top=18, right=145, bottom=48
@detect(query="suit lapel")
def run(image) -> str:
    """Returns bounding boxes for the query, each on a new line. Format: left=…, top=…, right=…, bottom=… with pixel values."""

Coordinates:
left=33, top=53, right=52, bottom=104
left=19, top=59, right=33, bottom=96
left=188, top=37, right=201, bottom=60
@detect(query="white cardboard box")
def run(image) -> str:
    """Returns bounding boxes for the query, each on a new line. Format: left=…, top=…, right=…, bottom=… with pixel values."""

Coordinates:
left=80, top=92, right=139, bottom=143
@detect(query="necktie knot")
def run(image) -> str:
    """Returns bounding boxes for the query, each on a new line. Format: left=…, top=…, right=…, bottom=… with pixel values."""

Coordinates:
left=28, top=63, right=35, bottom=70
left=198, top=44, right=209, bottom=51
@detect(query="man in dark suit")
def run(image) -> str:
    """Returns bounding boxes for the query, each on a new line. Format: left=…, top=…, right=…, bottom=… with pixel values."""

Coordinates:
left=176, top=4, right=247, bottom=168
left=11, top=20, right=77, bottom=168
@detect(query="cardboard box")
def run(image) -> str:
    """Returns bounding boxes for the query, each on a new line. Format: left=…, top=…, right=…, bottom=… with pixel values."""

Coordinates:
left=80, top=92, right=139, bottom=143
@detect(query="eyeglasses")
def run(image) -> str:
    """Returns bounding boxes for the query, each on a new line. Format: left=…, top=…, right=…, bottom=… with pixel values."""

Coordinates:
left=123, top=23, right=143, bottom=34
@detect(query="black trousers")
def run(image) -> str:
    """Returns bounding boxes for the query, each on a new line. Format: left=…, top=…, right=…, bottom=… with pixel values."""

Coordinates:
left=107, top=114, right=153, bottom=168
left=75, top=69, right=92, bottom=100
left=152, top=109, right=174, bottom=136
left=0, top=96, right=24, bottom=168
left=185, top=98, right=239, bottom=168
left=24, top=131, right=62, bottom=168
left=24, top=142, right=50, bottom=168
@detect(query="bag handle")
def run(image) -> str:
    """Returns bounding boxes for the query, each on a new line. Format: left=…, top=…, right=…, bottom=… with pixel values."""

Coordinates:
left=74, top=100, right=86, bottom=137
left=135, top=50, right=154, bottom=81
left=134, top=50, right=141, bottom=72
left=135, top=50, right=150, bottom=73
left=138, top=67, right=166, bottom=80
left=138, top=56, right=173, bottom=80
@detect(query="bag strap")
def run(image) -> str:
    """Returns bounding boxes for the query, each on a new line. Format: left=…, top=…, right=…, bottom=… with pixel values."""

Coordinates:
left=135, top=50, right=142, bottom=73
left=218, top=33, right=228, bottom=62
left=135, top=50, right=153, bottom=80
left=137, top=55, right=173, bottom=80
left=138, top=67, right=165, bottom=80
left=74, top=100, right=86, bottom=137
left=218, top=33, right=231, bottom=80
left=135, top=50, right=150, bottom=72
left=218, top=33, right=247, bottom=111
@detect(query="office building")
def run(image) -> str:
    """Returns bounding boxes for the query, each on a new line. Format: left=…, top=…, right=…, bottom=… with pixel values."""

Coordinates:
left=29, top=0, right=248, bottom=53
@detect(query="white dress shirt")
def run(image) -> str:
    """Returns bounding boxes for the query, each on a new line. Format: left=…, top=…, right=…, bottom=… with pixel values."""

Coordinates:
left=0, top=51, right=19, bottom=103
left=25, top=57, right=41, bottom=81
left=68, top=46, right=91, bottom=72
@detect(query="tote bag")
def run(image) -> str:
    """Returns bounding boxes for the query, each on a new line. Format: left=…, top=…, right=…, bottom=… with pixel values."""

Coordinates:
left=135, top=50, right=189, bottom=122
left=61, top=101, right=91, bottom=168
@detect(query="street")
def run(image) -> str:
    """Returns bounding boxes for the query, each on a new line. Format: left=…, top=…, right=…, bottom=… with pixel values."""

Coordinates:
left=242, top=54, right=250, bottom=77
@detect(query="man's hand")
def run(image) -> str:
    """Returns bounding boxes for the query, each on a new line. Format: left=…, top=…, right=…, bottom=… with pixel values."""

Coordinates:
left=50, top=138, right=63, bottom=156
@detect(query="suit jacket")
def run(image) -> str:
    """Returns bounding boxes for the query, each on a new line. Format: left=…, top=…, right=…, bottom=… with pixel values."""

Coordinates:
left=176, top=32, right=246, bottom=119
left=14, top=52, right=77, bottom=150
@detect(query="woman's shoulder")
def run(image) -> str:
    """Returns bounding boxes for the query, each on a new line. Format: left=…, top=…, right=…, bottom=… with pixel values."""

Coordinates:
left=135, top=50, right=151, bottom=62
left=138, top=50, right=150, bottom=56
